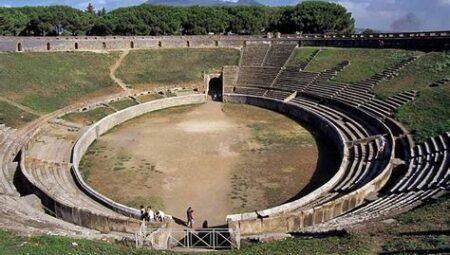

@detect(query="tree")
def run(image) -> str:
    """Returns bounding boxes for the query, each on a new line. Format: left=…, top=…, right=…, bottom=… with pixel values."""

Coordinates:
left=0, top=3, right=356, bottom=36
left=287, top=1, right=355, bottom=34
left=86, top=3, right=95, bottom=15
left=362, top=28, right=377, bottom=34
left=97, top=8, right=107, bottom=17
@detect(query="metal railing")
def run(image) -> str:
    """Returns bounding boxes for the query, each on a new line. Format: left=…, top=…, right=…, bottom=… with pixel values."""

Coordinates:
left=135, top=222, right=240, bottom=250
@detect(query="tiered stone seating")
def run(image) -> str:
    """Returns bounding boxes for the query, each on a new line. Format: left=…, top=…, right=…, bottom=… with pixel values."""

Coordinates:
left=429, top=78, right=449, bottom=87
left=236, top=66, right=280, bottom=87
left=24, top=158, right=123, bottom=217
left=0, top=126, right=20, bottom=196
left=273, top=67, right=319, bottom=91
left=359, top=91, right=417, bottom=119
left=265, top=90, right=292, bottom=101
left=385, top=91, right=417, bottom=108
left=28, top=136, right=73, bottom=163
left=240, top=43, right=270, bottom=66
left=391, top=133, right=449, bottom=192
left=233, top=87, right=267, bottom=97
left=315, top=61, right=350, bottom=81
left=263, top=43, right=297, bottom=67
left=300, top=133, right=448, bottom=232
left=0, top=195, right=102, bottom=236
left=348, top=57, right=417, bottom=91
left=289, top=97, right=388, bottom=204
left=304, top=80, right=348, bottom=99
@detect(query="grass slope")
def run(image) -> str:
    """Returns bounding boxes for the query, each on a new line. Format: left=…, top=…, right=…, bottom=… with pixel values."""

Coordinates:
left=0, top=101, right=38, bottom=127
left=303, top=47, right=418, bottom=83
left=109, top=98, right=137, bottom=110
left=374, top=52, right=450, bottom=143
left=116, top=48, right=240, bottom=88
left=0, top=52, right=121, bottom=113
left=62, top=107, right=115, bottom=126
left=287, top=47, right=318, bottom=67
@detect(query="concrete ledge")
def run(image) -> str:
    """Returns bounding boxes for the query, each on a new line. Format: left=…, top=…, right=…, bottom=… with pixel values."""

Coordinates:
left=71, top=95, right=207, bottom=218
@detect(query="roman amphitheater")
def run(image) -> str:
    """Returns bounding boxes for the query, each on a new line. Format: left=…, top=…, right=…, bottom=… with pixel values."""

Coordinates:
left=0, top=32, right=449, bottom=251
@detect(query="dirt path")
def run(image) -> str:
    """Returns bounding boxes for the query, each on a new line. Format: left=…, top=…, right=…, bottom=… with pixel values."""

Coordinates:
left=110, top=50, right=131, bottom=93
left=0, top=96, right=43, bottom=116
left=82, top=102, right=321, bottom=226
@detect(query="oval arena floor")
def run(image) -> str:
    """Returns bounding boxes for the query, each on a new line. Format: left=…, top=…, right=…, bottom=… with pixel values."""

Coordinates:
left=79, top=102, right=338, bottom=226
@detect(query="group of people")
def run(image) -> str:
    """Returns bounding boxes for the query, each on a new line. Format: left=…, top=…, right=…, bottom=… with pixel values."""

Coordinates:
left=140, top=205, right=196, bottom=228
left=140, top=205, right=167, bottom=222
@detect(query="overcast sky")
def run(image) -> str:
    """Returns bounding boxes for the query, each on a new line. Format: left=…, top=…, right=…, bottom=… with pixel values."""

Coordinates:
left=1, top=0, right=449, bottom=32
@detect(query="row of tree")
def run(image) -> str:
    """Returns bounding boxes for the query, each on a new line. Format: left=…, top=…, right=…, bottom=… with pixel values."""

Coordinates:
left=0, top=2, right=355, bottom=36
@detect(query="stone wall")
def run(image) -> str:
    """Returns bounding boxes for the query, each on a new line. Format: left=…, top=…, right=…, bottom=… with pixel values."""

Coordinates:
left=224, top=94, right=395, bottom=236
left=1, top=31, right=448, bottom=52
left=222, top=66, right=240, bottom=94
left=71, top=95, right=207, bottom=218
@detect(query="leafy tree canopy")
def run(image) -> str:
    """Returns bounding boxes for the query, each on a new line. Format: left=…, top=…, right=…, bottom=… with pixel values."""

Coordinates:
left=0, top=1, right=355, bottom=36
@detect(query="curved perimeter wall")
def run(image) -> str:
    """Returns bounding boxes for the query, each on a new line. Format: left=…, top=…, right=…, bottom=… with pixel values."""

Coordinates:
left=224, top=94, right=395, bottom=236
left=1, top=31, right=449, bottom=52
left=224, top=94, right=347, bottom=219
left=71, top=95, right=207, bottom=219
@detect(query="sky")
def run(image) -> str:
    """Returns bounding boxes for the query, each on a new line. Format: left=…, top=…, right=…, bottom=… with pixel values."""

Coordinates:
left=1, top=0, right=449, bottom=32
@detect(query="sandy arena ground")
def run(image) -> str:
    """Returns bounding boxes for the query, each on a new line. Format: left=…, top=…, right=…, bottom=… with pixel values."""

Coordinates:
left=81, top=102, right=337, bottom=226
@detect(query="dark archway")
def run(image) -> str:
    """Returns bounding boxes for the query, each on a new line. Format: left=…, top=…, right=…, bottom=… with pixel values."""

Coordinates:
left=208, top=77, right=223, bottom=101
left=102, top=42, right=107, bottom=49
left=75, top=42, right=79, bottom=50
left=130, top=41, right=134, bottom=49
left=17, top=42, right=23, bottom=52
left=46, top=42, right=51, bottom=50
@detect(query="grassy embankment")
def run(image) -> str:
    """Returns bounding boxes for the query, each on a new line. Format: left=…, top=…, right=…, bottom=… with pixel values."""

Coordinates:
left=375, top=52, right=450, bottom=143
left=116, top=48, right=240, bottom=90
left=0, top=52, right=120, bottom=127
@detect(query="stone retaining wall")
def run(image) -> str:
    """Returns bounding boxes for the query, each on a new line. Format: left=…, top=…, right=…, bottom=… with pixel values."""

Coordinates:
left=1, top=31, right=449, bottom=52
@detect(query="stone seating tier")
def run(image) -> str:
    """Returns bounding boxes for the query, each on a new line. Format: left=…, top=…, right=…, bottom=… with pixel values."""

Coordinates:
left=263, top=43, right=297, bottom=67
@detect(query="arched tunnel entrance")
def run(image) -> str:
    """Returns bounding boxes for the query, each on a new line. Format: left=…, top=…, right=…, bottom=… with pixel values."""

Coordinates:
left=208, top=77, right=223, bottom=101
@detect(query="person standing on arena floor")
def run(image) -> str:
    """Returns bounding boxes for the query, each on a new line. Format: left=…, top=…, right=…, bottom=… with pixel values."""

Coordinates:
left=140, top=205, right=146, bottom=221
left=146, top=206, right=155, bottom=222
left=186, top=207, right=194, bottom=228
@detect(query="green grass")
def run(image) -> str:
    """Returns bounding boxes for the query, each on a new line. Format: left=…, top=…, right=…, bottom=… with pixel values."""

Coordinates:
left=116, top=48, right=240, bottom=88
left=395, top=87, right=450, bottom=143
left=109, top=98, right=137, bottom=110
left=380, top=195, right=450, bottom=254
left=373, top=52, right=450, bottom=143
left=0, top=230, right=372, bottom=255
left=304, top=47, right=419, bottom=83
left=62, top=107, right=115, bottom=126
left=0, top=52, right=121, bottom=113
left=375, top=52, right=450, bottom=97
left=287, top=47, right=319, bottom=67
left=248, top=122, right=315, bottom=147
left=136, top=93, right=164, bottom=103
left=0, top=101, right=38, bottom=127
